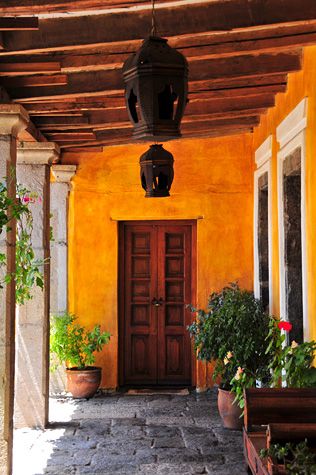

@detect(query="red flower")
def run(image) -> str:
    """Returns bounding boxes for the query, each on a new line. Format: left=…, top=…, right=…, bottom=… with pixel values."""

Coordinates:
left=278, top=321, right=292, bottom=332
left=23, top=196, right=30, bottom=203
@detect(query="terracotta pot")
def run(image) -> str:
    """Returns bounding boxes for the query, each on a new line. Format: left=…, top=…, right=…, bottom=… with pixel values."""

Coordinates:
left=217, top=387, right=243, bottom=430
left=66, top=366, right=102, bottom=399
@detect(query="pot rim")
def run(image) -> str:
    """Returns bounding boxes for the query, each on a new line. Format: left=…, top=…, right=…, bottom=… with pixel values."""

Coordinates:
left=66, top=366, right=102, bottom=373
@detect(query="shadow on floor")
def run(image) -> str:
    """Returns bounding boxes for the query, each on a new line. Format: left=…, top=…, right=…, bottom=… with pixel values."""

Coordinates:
left=13, top=389, right=247, bottom=475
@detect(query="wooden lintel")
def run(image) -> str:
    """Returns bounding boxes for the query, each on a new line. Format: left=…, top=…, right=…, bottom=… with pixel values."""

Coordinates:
left=0, top=17, right=38, bottom=31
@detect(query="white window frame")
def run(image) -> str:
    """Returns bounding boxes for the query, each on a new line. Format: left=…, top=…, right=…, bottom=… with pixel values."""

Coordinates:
left=276, top=97, right=309, bottom=339
left=254, top=135, right=273, bottom=310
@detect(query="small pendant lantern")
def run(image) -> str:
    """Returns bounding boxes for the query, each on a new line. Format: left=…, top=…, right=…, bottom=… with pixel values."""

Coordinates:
left=140, top=144, right=174, bottom=197
left=122, top=0, right=188, bottom=141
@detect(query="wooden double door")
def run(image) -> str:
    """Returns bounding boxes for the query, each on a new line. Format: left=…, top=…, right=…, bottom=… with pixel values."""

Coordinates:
left=119, top=221, right=195, bottom=386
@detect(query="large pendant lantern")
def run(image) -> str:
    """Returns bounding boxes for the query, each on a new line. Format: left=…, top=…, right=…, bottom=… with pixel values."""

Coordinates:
left=140, top=144, right=174, bottom=197
left=122, top=34, right=188, bottom=141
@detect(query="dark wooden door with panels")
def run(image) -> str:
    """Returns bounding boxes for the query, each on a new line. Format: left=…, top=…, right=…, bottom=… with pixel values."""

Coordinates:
left=119, top=221, right=196, bottom=387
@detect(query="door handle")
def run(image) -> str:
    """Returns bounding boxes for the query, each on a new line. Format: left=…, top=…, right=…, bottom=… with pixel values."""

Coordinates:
left=151, top=298, right=164, bottom=307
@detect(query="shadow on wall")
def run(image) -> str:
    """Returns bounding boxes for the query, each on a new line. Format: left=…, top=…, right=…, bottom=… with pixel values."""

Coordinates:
left=50, top=364, right=67, bottom=395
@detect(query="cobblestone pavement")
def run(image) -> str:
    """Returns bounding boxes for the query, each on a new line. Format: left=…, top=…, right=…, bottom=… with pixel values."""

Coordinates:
left=13, top=390, right=247, bottom=475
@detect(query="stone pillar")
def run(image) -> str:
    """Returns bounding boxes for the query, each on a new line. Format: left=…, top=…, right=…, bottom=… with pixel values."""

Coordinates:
left=0, top=105, right=29, bottom=475
left=14, top=142, right=59, bottom=429
left=50, top=165, right=76, bottom=394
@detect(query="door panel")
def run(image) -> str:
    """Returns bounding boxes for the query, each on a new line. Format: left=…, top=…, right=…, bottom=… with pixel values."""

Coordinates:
left=121, top=222, right=194, bottom=386
left=124, top=225, right=157, bottom=384
left=157, top=226, right=192, bottom=384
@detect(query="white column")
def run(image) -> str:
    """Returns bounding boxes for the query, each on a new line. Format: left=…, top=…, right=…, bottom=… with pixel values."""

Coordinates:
left=0, top=105, right=29, bottom=475
left=50, top=165, right=76, bottom=394
left=14, top=142, right=59, bottom=429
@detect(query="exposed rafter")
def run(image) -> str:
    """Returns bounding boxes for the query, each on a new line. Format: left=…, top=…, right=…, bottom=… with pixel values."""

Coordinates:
left=0, top=0, right=314, bottom=151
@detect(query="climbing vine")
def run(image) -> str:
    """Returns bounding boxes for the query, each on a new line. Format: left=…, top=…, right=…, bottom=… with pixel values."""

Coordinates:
left=0, top=175, right=45, bottom=305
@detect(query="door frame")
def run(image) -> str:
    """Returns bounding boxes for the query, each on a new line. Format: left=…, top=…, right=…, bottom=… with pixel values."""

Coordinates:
left=118, top=219, right=197, bottom=388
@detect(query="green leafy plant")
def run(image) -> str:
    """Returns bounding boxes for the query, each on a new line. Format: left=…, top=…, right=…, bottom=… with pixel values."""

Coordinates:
left=266, top=317, right=316, bottom=388
left=0, top=177, right=45, bottom=304
left=50, top=312, right=111, bottom=370
left=260, top=440, right=316, bottom=475
left=188, top=283, right=273, bottom=407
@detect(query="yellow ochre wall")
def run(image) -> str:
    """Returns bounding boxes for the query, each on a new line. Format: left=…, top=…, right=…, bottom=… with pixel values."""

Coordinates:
left=253, top=45, right=316, bottom=342
left=64, top=134, right=254, bottom=389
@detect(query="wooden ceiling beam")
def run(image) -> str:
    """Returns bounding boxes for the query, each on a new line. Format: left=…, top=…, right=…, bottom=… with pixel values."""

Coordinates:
left=189, top=84, right=287, bottom=100
left=181, top=31, right=316, bottom=61
left=7, top=51, right=300, bottom=100
left=45, top=131, right=96, bottom=141
left=3, top=29, right=305, bottom=75
left=58, top=126, right=254, bottom=149
left=85, top=96, right=274, bottom=124
left=37, top=107, right=267, bottom=135
left=0, top=0, right=171, bottom=15
left=15, top=29, right=316, bottom=74
left=2, top=22, right=315, bottom=59
left=0, top=17, right=38, bottom=31
left=23, top=98, right=124, bottom=113
left=62, top=147, right=104, bottom=153
left=186, top=94, right=275, bottom=115
left=0, top=62, right=61, bottom=76
left=189, top=51, right=301, bottom=81
left=22, top=84, right=285, bottom=114
left=0, top=74, right=67, bottom=87
left=3, top=1, right=316, bottom=53
left=189, top=73, right=289, bottom=92
left=32, top=115, right=89, bottom=126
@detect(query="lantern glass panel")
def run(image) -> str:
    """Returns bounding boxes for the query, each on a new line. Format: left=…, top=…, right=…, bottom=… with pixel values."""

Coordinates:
left=128, top=89, right=139, bottom=123
left=158, top=84, right=177, bottom=120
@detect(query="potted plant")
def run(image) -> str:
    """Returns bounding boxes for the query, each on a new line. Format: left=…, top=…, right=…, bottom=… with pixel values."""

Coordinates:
left=260, top=440, right=316, bottom=475
left=266, top=318, right=316, bottom=389
left=50, top=312, right=111, bottom=398
left=188, top=283, right=273, bottom=429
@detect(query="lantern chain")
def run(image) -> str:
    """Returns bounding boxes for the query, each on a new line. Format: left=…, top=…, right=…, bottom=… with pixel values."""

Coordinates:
left=151, top=0, right=157, bottom=36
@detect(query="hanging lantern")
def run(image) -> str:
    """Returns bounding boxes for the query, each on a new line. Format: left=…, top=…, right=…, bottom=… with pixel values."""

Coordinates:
left=122, top=1, right=188, bottom=142
left=140, top=144, right=174, bottom=197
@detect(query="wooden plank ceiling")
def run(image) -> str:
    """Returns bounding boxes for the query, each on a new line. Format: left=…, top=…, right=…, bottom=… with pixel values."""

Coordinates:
left=0, top=0, right=316, bottom=151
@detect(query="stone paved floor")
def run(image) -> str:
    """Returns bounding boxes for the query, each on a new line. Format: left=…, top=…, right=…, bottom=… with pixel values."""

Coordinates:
left=13, top=390, right=247, bottom=475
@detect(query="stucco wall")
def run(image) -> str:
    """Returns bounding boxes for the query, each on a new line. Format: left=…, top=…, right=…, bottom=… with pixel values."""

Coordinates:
left=253, top=45, right=316, bottom=341
left=63, top=134, right=254, bottom=389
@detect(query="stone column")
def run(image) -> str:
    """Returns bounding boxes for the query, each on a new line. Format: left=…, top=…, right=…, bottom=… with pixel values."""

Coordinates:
left=14, top=142, right=59, bottom=429
left=0, top=105, right=29, bottom=475
left=50, top=165, right=76, bottom=394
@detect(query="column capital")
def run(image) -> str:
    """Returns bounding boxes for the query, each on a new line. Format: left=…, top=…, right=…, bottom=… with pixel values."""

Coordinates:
left=0, top=104, right=29, bottom=137
left=52, top=164, right=77, bottom=183
left=17, top=141, right=60, bottom=165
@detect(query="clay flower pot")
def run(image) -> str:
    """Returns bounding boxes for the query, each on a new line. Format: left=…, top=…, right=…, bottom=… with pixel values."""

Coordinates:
left=217, top=387, right=243, bottom=430
left=66, top=366, right=102, bottom=399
